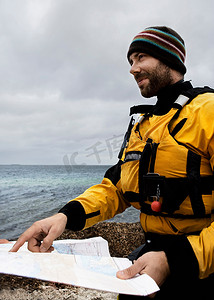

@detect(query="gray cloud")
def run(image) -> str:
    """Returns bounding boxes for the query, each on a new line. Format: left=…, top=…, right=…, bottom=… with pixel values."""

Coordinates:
left=0, top=0, right=214, bottom=164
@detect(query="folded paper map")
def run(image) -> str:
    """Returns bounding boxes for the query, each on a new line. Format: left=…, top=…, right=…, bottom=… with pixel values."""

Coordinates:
left=0, top=237, right=159, bottom=296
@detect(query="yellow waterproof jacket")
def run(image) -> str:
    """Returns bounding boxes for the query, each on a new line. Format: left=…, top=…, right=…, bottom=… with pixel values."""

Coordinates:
left=60, top=85, right=214, bottom=279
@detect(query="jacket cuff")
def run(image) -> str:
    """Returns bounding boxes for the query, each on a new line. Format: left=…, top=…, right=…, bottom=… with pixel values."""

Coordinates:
left=160, top=235, right=199, bottom=281
left=58, top=201, right=86, bottom=231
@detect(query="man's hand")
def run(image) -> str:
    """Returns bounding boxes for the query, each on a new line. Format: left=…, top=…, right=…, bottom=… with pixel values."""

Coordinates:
left=116, top=251, right=170, bottom=287
left=10, top=213, right=67, bottom=253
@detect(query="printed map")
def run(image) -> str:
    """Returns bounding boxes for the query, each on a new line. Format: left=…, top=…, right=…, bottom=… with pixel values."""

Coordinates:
left=0, top=237, right=159, bottom=296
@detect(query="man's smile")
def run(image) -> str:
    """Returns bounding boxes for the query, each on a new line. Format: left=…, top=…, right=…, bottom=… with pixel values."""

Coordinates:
left=137, top=77, right=147, bottom=87
left=135, top=75, right=149, bottom=88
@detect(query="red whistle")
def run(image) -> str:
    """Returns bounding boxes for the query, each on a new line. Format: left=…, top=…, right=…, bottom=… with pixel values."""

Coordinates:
left=151, top=200, right=162, bottom=212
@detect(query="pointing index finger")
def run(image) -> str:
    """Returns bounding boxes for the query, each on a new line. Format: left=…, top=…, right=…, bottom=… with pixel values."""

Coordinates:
left=9, top=226, right=37, bottom=252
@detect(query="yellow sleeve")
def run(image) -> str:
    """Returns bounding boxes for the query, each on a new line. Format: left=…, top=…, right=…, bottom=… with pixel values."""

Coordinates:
left=60, top=161, right=130, bottom=230
left=188, top=223, right=214, bottom=279
left=72, top=176, right=130, bottom=229
left=187, top=131, right=214, bottom=279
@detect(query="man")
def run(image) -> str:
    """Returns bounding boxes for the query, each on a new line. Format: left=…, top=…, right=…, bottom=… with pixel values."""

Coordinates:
left=11, top=26, right=214, bottom=299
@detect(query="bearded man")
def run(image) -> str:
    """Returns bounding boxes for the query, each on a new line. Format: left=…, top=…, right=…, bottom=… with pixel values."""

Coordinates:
left=11, top=26, right=214, bottom=300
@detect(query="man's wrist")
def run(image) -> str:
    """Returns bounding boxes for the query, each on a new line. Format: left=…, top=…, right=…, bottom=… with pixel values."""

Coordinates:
left=58, top=201, right=86, bottom=231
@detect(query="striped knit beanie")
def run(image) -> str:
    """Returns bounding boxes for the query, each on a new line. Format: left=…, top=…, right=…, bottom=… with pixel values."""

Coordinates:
left=127, top=26, right=186, bottom=74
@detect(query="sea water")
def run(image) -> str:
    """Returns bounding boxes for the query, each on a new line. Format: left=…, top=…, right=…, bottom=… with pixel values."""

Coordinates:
left=0, top=165, right=139, bottom=240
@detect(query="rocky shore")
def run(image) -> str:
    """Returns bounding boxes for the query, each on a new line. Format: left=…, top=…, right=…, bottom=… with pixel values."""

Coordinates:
left=0, top=222, right=145, bottom=300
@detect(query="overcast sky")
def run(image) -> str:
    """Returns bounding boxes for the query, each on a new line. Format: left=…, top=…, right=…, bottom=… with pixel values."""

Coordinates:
left=0, top=0, right=214, bottom=165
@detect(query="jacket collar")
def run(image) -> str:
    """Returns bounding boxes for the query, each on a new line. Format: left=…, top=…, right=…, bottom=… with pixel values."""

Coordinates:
left=130, top=80, right=193, bottom=116
left=153, top=80, right=193, bottom=115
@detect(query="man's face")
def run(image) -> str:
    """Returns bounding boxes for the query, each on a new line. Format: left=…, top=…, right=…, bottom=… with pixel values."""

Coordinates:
left=129, top=52, right=174, bottom=98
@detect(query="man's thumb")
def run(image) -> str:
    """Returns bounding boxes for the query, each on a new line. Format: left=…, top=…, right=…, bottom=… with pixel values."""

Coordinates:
left=39, top=234, right=55, bottom=252
left=116, top=264, right=139, bottom=280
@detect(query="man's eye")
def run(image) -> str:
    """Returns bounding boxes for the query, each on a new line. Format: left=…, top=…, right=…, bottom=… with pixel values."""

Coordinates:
left=138, top=54, right=144, bottom=60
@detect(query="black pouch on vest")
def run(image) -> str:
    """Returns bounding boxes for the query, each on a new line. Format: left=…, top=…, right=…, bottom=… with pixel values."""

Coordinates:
left=142, top=173, right=165, bottom=199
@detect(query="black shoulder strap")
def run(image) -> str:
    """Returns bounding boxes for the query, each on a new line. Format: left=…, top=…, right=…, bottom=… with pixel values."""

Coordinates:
left=118, top=116, right=135, bottom=159
left=169, top=86, right=214, bottom=137
left=129, top=105, right=154, bottom=116
left=182, top=86, right=214, bottom=103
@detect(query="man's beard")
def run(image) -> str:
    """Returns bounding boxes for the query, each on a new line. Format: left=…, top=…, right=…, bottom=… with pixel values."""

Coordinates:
left=137, top=62, right=174, bottom=98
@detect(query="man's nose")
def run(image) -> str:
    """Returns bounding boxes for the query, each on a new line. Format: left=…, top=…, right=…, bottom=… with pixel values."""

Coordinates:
left=130, top=62, right=141, bottom=75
